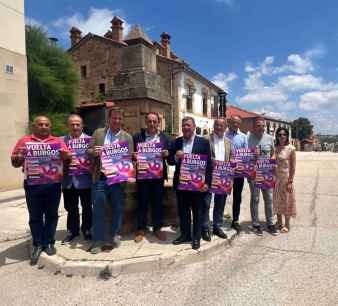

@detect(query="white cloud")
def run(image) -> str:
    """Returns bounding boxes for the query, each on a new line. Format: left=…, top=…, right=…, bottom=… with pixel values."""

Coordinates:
left=254, top=108, right=287, bottom=120
left=309, top=111, right=338, bottom=134
left=276, top=74, right=323, bottom=92
left=25, top=17, right=48, bottom=31
left=212, top=72, right=238, bottom=92
left=53, top=7, right=131, bottom=37
left=237, top=86, right=288, bottom=104
left=299, top=89, right=338, bottom=111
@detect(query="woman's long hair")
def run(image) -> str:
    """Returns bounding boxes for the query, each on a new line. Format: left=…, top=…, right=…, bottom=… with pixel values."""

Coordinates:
left=275, top=127, right=290, bottom=146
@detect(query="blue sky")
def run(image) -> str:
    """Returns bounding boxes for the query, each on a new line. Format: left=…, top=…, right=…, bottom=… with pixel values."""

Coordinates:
left=26, top=0, right=338, bottom=134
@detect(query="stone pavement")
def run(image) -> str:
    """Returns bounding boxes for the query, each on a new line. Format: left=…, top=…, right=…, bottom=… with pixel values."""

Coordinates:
left=0, top=182, right=252, bottom=277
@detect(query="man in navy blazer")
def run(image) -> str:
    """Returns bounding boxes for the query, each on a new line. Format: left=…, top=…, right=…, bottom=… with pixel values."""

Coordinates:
left=169, top=116, right=212, bottom=250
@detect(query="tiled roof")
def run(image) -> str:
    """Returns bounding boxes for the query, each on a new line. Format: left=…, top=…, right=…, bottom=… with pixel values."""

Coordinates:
left=226, top=105, right=259, bottom=119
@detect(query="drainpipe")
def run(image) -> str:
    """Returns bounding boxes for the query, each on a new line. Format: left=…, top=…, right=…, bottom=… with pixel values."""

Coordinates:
left=170, top=65, right=184, bottom=135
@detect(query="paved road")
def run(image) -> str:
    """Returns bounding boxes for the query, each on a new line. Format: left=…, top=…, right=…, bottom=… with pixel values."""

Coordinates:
left=0, top=152, right=338, bottom=306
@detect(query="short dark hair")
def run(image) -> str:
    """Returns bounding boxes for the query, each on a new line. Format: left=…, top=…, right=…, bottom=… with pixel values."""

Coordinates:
left=182, top=116, right=195, bottom=126
left=108, top=107, right=124, bottom=118
left=145, top=112, right=160, bottom=121
left=275, top=127, right=290, bottom=146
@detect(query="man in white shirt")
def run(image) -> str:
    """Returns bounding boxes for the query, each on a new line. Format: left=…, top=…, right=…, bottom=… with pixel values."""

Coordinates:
left=202, top=118, right=232, bottom=241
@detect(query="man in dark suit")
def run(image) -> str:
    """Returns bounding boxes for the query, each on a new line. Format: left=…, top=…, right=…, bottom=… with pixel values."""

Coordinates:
left=169, top=116, right=212, bottom=250
left=133, top=112, right=171, bottom=243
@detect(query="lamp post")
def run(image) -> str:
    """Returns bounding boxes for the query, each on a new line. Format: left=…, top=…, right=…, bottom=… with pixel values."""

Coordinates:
left=218, top=90, right=227, bottom=117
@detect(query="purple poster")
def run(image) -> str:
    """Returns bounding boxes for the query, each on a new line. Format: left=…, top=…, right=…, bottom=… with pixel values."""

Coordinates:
left=210, top=161, right=236, bottom=195
left=234, top=148, right=256, bottom=178
left=178, top=153, right=207, bottom=192
left=255, top=158, right=276, bottom=189
left=101, top=141, right=135, bottom=185
left=25, top=142, right=62, bottom=185
left=136, top=142, right=163, bottom=180
left=66, top=137, right=92, bottom=176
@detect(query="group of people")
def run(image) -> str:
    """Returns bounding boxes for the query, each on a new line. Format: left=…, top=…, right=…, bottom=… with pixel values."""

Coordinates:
left=11, top=109, right=296, bottom=266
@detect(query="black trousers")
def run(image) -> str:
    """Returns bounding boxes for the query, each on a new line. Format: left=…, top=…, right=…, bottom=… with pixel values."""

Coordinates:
left=137, top=179, right=164, bottom=231
left=62, top=186, right=92, bottom=235
left=232, top=177, right=245, bottom=222
left=176, top=190, right=204, bottom=241
left=24, top=182, right=61, bottom=246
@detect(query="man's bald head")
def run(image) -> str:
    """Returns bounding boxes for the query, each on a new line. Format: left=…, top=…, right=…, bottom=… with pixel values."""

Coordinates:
left=67, top=114, right=84, bottom=138
left=229, top=115, right=242, bottom=132
left=32, top=116, right=52, bottom=138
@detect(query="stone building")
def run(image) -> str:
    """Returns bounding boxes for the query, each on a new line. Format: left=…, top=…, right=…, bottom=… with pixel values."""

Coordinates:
left=68, top=17, right=225, bottom=135
left=0, top=0, right=29, bottom=189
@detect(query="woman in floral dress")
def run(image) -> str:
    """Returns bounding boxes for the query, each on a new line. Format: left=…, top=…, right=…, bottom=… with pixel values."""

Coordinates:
left=273, top=127, right=296, bottom=233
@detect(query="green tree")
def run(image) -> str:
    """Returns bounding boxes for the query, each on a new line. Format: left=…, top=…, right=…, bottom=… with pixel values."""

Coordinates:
left=291, top=117, right=313, bottom=140
left=26, top=26, right=79, bottom=115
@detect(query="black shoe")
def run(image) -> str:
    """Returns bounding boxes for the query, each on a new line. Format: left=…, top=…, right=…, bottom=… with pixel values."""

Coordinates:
left=172, top=236, right=191, bottom=245
left=192, top=240, right=200, bottom=250
left=30, top=245, right=43, bottom=266
left=44, top=244, right=56, bottom=256
left=252, top=225, right=263, bottom=236
left=231, top=221, right=241, bottom=233
left=83, top=230, right=92, bottom=241
left=267, top=224, right=279, bottom=236
left=61, top=232, right=79, bottom=244
left=213, top=228, right=227, bottom=239
left=201, top=230, right=211, bottom=242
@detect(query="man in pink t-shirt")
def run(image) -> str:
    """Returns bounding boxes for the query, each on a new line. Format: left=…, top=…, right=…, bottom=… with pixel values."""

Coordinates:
left=11, top=116, right=71, bottom=265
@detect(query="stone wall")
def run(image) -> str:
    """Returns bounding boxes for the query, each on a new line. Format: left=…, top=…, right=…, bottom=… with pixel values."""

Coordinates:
left=69, top=37, right=125, bottom=103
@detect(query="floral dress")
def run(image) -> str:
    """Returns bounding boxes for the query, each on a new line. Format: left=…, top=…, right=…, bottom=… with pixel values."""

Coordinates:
left=273, top=144, right=296, bottom=217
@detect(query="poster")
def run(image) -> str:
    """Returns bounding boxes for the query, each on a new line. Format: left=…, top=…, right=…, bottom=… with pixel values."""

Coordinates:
left=136, top=142, right=163, bottom=180
left=255, top=158, right=276, bottom=189
left=66, top=137, right=92, bottom=176
left=210, top=161, right=236, bottom=195
left=25, top=142, right=62, bottom=185
left=233, top=148, right=256, bottom=178
left=178, top=153, right=207, bottom=192
left=101, top=141, right=135, bottom=185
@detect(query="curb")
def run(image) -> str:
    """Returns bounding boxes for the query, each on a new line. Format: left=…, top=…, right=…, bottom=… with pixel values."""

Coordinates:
left=34, top=229, right=238, bottom=277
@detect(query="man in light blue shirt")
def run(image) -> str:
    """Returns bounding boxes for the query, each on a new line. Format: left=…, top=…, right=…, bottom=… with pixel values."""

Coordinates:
left=225, top=115, right=248, bottom=233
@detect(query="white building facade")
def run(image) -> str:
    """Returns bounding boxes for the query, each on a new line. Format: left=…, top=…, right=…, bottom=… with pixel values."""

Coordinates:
left=0, top=0, right=29, bottom=189
left=174, top=68, right=222, bottom=135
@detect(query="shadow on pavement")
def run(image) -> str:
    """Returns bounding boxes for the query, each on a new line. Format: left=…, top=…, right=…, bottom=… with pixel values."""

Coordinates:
left=0, top=239, right=29, bottom=267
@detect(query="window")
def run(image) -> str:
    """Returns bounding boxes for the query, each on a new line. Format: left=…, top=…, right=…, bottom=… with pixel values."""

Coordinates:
left=202, top=94, right=208, bottom=116
left=186, top=86, right=193, bottom=113
left=99, top=83, right=106, bottom=96
left=80, top=65, right=87, bottom=79
left=5, top=64, right=13, bottom=74
left=212, top=96, right=219, bottom=117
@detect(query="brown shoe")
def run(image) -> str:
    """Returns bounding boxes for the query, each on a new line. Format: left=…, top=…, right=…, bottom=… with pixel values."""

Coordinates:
left=154, top=230, right=167, bottom=241
left=134, top=230, right=145, bottom=243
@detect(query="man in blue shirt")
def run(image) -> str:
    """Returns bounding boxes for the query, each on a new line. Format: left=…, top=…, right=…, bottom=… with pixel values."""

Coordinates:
left=61, top=114, right=92, bottom=243
left=225, top=115, right=248, bottom=233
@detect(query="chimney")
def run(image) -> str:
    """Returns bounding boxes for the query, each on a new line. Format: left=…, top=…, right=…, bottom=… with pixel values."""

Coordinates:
left=111, top=16, right=124, bottom=42
left=160, top=32, right=171, bottom=58
left=70, top=27, right=82, bottom=47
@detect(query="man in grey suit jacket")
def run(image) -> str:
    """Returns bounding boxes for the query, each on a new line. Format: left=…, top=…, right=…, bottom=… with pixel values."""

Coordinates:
left=87, top=108, right=134, bottom=254
left=61, top=114, right=92, bottom=244
left=202, top=117, right=232, bottom=241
